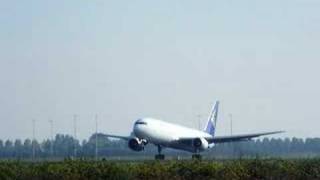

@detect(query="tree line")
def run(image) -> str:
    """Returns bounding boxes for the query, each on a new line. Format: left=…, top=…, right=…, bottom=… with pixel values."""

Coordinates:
left=0, top=134, right=319, bottom=159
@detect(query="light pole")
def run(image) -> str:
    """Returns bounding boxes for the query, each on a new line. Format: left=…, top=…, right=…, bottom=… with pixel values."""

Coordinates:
left=73, top=115, right=77, bottom=158
left=197, top=114, right=202, bottom=130
left=229, top=113, right=233, bottom=136
left=229, top=113, right=235, bottom=158
left=32, top=119, right=36, bottom=161
left=49, top=119, right=54, bottom=157
left=95, top=114, right=98, bottom=161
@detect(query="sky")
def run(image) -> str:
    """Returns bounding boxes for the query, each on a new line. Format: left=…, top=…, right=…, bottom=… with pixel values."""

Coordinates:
left=0, top=0, right=320, bottom=140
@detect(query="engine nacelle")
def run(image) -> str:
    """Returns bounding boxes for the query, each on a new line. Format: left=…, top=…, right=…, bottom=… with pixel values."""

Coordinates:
left=128, top=138, right=144, bottom=151
left=193, top=137, right=209, bottom=150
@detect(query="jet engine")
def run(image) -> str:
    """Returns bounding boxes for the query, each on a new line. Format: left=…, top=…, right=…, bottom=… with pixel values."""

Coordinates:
left=128, top=138, right=145, bottom=151
left=192, top=137, right=209, bottom=150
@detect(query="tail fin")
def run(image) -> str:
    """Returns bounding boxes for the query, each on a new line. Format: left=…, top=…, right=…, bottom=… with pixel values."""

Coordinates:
left=203, top=101, right=219, bottom=136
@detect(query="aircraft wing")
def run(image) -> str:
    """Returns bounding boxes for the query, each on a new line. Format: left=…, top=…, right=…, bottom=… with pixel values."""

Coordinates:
left=177, top=131, right=284, bottom=144
left=101, top=133, right=131, bottom=140
left=206, top=131, right=284, bottom=144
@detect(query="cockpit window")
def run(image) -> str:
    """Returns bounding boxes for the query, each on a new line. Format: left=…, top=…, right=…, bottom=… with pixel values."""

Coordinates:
left=135, top=120, right=147, bottom=125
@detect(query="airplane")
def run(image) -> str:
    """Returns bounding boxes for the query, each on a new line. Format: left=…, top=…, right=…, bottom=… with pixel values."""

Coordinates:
left=104, top=101, right=284, bottom=160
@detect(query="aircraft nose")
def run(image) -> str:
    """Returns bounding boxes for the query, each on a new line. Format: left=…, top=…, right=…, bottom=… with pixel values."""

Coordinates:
left=134, top=119, right=148, bottom=126
left=133, top=119, right=148, bottom=137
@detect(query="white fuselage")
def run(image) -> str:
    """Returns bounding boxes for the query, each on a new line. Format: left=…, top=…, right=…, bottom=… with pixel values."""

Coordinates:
left=133, top=118, right=213, bottom=152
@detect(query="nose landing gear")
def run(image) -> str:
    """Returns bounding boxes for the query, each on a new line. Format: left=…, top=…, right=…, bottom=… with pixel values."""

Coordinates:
left=192, top=148, right=202, bottom=160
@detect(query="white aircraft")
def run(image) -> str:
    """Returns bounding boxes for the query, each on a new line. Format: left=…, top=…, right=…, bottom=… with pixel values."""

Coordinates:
left=105, top=101, right=283, bottom=159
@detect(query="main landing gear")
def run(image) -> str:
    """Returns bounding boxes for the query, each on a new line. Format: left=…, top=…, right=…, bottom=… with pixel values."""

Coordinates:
left=192, top=154, right=202, bottom=160
left=155, top=145, right=165, bottom=160
left=192, top=148, right=202, bottom=160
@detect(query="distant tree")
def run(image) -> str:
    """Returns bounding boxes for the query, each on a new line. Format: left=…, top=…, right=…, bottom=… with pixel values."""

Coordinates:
left=291, top=137, right=304, bottom=153
left=41, top=139, right=52, bottom=157
left=2, top=134, right=320, bottom=159
left=0, top=140, right=3, bottom=157
left=23, top=139, right=32, bottom=158
left=54, top=134, right=79, bottom=158
left=283, top=138, right=291, bottom=154
left=4, top=140, right=14, bottom=157
left=14, top=139, right=23, bottom=158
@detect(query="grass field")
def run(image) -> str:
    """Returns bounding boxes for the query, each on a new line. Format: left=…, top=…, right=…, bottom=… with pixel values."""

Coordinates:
left=0, top=158, right=319, bottom=179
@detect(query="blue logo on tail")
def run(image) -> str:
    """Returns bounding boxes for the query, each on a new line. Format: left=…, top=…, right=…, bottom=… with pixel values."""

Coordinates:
left=205, top=120, right=216, bottom=135
left=204, top=101, right=219, bottom=136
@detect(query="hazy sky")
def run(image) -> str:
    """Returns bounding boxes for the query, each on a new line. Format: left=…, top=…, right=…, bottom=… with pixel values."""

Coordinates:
left=1, top=0, right=320, bottom=140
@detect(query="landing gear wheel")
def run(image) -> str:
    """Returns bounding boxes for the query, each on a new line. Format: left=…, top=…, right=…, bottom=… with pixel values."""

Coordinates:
left=192, top=154, right=202, bottom=160
left=155, top=154, right=165, bottom=160
left=155, top=145, right=165, bottom=160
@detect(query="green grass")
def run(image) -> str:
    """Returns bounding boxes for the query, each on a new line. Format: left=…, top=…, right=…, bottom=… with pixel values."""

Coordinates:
left=0, top=159, right=320, bottom=179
